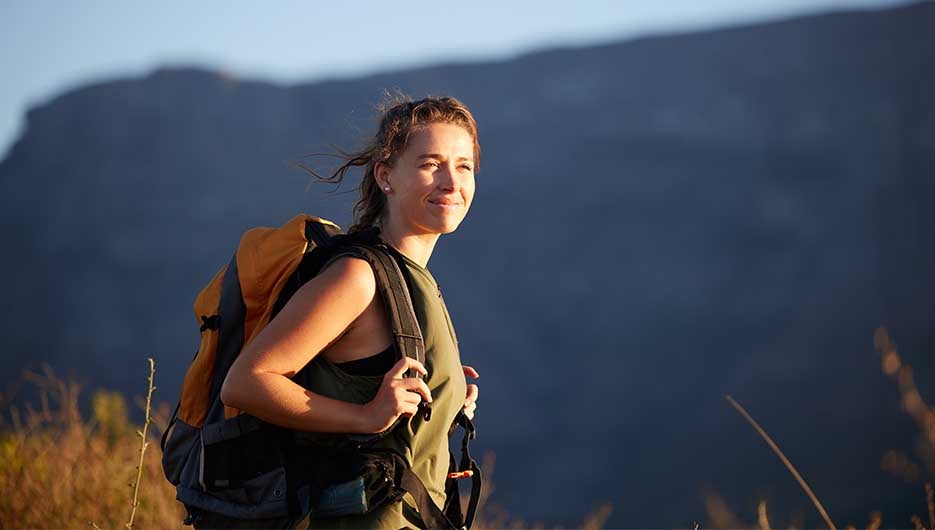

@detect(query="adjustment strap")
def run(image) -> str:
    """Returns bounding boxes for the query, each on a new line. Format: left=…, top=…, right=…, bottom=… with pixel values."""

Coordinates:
left=456, top=412, right=481, bottom=530
left=443, top=452, right=465, bottom=527
left=464, top=459, right=482, bottom=530
left=440, top=411, right=482, bottom=529
left=399, top=467, right=460, bottom=530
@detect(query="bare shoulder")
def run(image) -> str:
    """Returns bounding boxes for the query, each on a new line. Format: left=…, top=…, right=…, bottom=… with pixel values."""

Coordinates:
left=230, top=254, right=380, bottom=379
left=320, top=254, right=376, bottom=291
left=292, top=254, right=377, bottom=309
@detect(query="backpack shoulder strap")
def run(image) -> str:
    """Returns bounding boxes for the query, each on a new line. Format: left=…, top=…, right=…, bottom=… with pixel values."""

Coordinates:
left=314, top=243, right=433, bottom=440
left=320, top=244, right=425, bottom=378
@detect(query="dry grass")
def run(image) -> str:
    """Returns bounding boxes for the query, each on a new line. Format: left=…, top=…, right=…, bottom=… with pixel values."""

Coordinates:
left=0, top=362, right=184, bottom=529
left=724, top=394, right=837, bottom=529
left=875, top=328, right=935, bottom=482
left=701, top=326, right=935, bottom=529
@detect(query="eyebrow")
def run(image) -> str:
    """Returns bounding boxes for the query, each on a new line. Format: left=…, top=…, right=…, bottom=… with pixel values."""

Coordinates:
left=416, top=153, right=474, bottom=163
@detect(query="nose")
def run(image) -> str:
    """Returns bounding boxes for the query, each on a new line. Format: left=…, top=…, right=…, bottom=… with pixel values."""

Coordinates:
left=436, top=163, right=458, bottom=191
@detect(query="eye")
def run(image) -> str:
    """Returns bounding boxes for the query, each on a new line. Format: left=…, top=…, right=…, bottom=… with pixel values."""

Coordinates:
left=421, top=161, right=439, bottom=169
left=460, top=164, right=474, bottom=171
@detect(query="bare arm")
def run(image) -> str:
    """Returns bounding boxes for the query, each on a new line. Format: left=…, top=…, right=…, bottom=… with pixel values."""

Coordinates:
left=219, top=256, right=431, bottom=434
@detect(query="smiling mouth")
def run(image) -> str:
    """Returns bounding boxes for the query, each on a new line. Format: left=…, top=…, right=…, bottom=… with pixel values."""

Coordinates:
left=428, top=199, right=463, bottom=207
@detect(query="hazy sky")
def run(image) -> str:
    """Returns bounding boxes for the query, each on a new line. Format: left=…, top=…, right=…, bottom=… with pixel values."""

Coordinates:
left=1, top=0, right=911, bottom=157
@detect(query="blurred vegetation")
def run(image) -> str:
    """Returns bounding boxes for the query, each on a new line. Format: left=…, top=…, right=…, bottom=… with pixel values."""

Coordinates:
left=876, top=327, right=935, bottom=483
left=701, top=326, right=935, bottom=529
left=0, top=325, right=929, bottom=529
left=0, top=363, right=182, bottom=529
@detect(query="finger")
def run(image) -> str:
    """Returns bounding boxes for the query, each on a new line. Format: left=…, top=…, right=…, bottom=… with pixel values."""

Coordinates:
left=399, top=401, right=419, bottom=417
left=465, top=384, right=478, bottom=403
left=401, top=377, right=433, bottom=403
left=386, top=357, right=409, bottom=379
left=399, top=391, right=421, bottom=406
left=462, top=365, right=479, bottom=379
left=404, top=357, right=428, bottom=377
left=387, top=356, right=428, bottom=379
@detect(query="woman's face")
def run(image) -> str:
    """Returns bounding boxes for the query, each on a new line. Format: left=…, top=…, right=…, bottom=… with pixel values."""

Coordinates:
left=377, top=122, right=476, bottom=236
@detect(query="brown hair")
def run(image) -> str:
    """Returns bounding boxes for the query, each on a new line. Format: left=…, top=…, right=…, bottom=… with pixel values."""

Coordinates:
left=299, top=94, right=481, bottom=233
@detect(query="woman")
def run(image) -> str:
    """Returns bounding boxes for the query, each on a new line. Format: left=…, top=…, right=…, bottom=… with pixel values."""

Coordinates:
left=220, top=95, right=481, bottom=529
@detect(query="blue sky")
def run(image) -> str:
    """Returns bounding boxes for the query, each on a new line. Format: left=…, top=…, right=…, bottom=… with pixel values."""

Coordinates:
left=0, top=0, right=911, bottom=157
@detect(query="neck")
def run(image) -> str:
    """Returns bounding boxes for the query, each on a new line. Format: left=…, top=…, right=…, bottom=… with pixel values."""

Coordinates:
left=378, top=220, right=439, bottom=269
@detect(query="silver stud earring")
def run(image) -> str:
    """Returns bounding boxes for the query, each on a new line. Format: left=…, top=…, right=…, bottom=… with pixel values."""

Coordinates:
left=383, top=186, right=391, bottom=192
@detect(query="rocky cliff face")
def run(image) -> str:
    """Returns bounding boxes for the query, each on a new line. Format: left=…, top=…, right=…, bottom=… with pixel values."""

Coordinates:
left=2, top=2, right=933, bottom=526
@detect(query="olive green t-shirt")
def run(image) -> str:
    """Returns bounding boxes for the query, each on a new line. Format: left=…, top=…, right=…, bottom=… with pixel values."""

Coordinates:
left=295, top=247, right=467, bottom=529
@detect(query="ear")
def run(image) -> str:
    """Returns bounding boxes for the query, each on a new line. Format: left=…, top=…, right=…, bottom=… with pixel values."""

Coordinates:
left=374, top=161, right=391, bottom=189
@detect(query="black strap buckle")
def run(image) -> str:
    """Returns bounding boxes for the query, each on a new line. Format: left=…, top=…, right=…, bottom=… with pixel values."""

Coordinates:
left=419, top=400, right=432, bottom=422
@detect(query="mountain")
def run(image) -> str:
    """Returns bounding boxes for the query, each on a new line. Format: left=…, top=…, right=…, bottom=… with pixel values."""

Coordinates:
left=2, top=2, right=933, bottom=526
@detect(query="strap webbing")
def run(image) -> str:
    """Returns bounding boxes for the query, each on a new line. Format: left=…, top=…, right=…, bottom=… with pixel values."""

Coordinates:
left=447, top=411, right=481, bottom=530
left=349, top=245, right=426, bottom=376
left=400, top=466, right=460, bottom=530
left=458, top=414, right=482, bottom=530
left=401, top=413, right=481, bottom=530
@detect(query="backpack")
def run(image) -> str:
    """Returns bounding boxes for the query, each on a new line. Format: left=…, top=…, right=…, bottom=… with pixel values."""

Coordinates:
left=159, top=213, right=481, bottom=529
